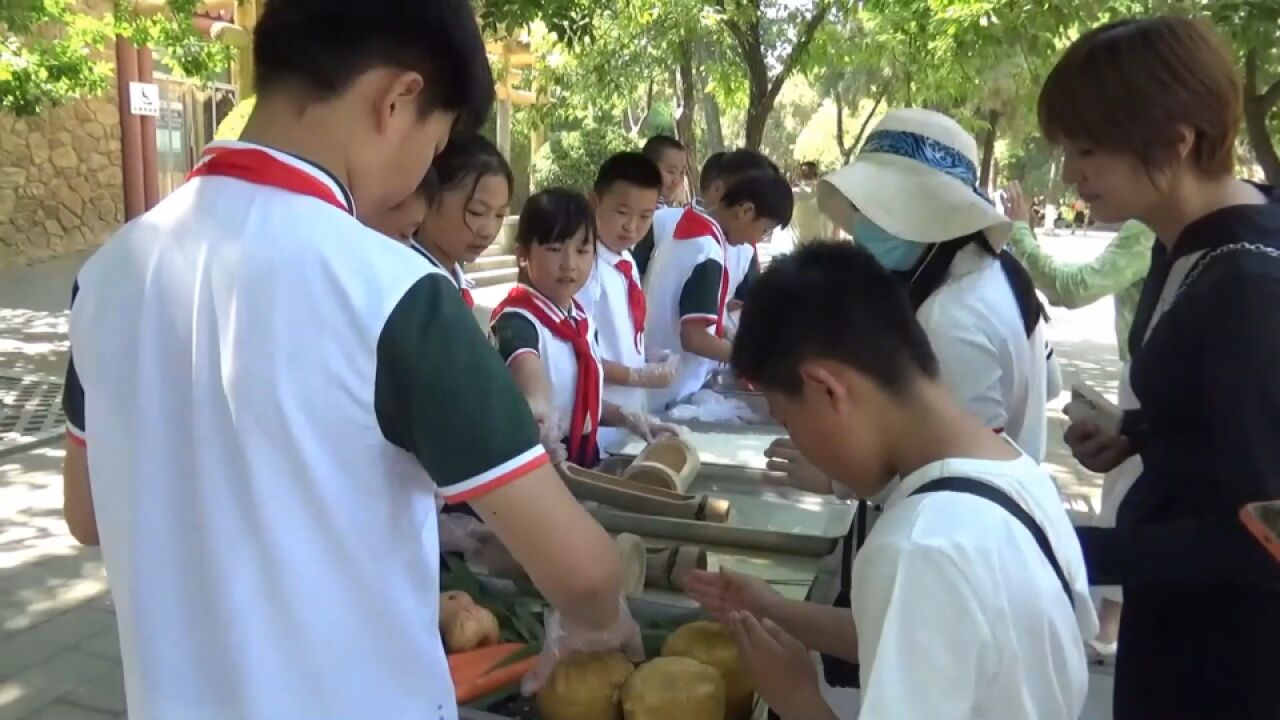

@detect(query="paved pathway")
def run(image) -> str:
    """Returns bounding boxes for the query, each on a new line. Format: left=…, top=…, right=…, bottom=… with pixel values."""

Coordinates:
left=0, top=231, right=1122, bottom=720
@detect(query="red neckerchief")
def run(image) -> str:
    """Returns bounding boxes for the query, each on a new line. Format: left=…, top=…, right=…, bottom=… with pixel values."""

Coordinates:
left=187, top=145, right=350, bottom=214
left=672, top=207, right=730, bottom=337
left=460, top=287, right=475, bottom=309
left=491, top=287, right=601, bottom=463
left=613, top=257, right=646, bottom=353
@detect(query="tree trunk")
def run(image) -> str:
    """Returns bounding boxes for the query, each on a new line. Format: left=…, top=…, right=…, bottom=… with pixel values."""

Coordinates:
left=743, top=93, right=773, bottom=151
left=1244, top=49, right=1280, bottom=185
left=724, top=0, right=831, bottom=151
left=978, top=108, right=1000, bottom=193
left=835, top=92, right=848, bottom=160
left=702, top=93, right=725, bottom=153
left=846, top=91, right=884, bottom=162
left=676, top=40, right=699, bottom=192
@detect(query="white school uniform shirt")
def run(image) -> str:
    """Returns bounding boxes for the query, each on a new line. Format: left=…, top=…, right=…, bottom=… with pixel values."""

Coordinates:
left=578, top=244, right=646, bottom=451
left=492, top=285, right=605, bottom=439
left=643, top=207, right=729, bottom=411
left=726, top=243, right=756, bottom=296
left=916, top=244, right=1049, bottom=462
left=851, top=452, right=1097, bottom=720
left=61, top=140, right=547, bottom=720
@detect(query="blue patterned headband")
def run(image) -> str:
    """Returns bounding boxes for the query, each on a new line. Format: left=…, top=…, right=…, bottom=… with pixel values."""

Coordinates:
left=860, top=129, right=991, bottom=203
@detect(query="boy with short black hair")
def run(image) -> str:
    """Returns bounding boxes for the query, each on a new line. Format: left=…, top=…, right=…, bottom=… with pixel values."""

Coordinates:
left=60, top=1, right=638, bottom=717
left=643, top=171, right=794, bottom=410
left=641, top=135, right=688, bottom=207
left=577, top=152, right=678, bottom=450
left=685, top=241, right=1095, bottom=720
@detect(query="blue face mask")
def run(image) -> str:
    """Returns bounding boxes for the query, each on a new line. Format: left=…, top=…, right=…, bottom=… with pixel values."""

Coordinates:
left=852, top=216, right=927, bottom=271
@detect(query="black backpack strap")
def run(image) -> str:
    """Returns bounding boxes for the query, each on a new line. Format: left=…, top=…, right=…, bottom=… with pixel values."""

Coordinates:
left=910, top=476, right=1075, bottom=609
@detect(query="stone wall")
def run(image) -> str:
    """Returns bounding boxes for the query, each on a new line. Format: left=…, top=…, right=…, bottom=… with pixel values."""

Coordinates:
left=0, top=91, right=125, bottom=269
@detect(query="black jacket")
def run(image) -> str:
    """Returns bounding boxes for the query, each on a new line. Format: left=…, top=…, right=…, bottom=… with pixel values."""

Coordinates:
left=1077, top=187, right=1280, bottom=720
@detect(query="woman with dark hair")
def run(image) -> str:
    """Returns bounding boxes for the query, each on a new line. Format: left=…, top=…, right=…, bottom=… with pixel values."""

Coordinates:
left=1039, top=15, right=1280, bottom=720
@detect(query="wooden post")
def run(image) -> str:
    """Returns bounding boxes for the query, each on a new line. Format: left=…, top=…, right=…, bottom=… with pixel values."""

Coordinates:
left=114, top=37, right=147, bottom=221
left=136, top=46, right=161, bottom=210
left=496, top=65, right=513, bottom=160
left=233, top=0, right=258, bottom=94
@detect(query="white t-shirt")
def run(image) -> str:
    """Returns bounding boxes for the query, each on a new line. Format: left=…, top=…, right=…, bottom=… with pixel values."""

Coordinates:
left=643, top=207, right=730, bottom=410
left=63, top=141, right=546, bottom=720
left=578, top=244, right=647, bottom=452
left=851, top=453, right=1097, bottom=720
left=916, top=244, right=1049, bottom=461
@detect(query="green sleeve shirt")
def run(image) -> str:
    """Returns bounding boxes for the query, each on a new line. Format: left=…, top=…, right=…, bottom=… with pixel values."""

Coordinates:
left=374, top=274, right=544, bottom=501
left=491, top=312, right=541, bottom=364
left=1009, top=219, right=1155, bottom=360
left=679, top=258, right=725, bottom=322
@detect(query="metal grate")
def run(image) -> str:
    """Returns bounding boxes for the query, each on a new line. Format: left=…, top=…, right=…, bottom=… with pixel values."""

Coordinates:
left=0, top=372, right=66, bottom=455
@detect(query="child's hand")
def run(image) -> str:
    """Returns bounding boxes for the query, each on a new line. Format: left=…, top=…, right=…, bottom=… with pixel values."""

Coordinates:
left=681, top=568, right=781, bottom=624
left=763, top=438, right=834, bottom=496
left=729, top=611, right=829, bottom=720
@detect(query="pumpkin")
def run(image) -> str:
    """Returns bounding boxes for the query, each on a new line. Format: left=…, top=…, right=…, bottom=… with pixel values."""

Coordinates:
left=661, top=621, right=755, bottom=720
left=535, top=651, right=635, bottom=720
left=622, top=656, right=725, bottom=720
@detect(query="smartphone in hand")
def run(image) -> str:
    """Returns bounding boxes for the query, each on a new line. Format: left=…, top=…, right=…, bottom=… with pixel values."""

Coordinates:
left=1240, top=501, right=1280, bottom=564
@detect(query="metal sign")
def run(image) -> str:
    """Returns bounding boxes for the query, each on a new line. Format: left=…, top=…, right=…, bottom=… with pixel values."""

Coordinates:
left=129, top=81, right=162, bottom=117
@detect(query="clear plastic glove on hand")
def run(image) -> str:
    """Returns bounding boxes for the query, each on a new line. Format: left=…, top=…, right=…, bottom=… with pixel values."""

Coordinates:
left=620, top=407, right=683, bottom=442
left=529, top=401, right=569, bottom=464
left=763, top=437, right=836, bottom=496
left=628, top=353, right=681, bottom=389
left=438, top=512, right=490, bottom=556
left=520, top=595, right=645, bottom=695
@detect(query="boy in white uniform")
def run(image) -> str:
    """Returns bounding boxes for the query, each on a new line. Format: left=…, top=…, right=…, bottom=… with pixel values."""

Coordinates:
left=576, top=153, right=679, bottom=453
left=58, top=3, right=640, bottom=717
left=643, top=171, right=794, bottom=410
left=685, top=242, right=1096, bottom=720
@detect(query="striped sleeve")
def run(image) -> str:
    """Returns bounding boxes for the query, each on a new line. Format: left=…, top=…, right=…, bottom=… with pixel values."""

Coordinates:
left=492, top=312, right=540, bottom=365
left=375, top=274, right=547, bottom=503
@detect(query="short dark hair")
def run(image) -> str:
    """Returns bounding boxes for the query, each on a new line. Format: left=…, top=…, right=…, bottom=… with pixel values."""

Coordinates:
left=797, top=162, right=820, bottom=180
left=514, top=188, right=596, bottom=248
left=1038, top=16, right=1241, bottom=176
left=420, top=133, right=513, bottom=205
left=721, top=172, right=795, bottom=227
left=699, top=152, right=728, bottom=195
left=732, top=241, right=939, bottom=396
left=718, top=149, right=780, bottom=182
left=642, top=135, right=686, bottom=162
left=253, top=0, right=494, bottom=131
left=594, top=152, right=663, bottom=195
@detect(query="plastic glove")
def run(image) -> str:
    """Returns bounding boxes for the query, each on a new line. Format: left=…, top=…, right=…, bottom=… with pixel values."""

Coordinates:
left=438, top=512, right=491, bottom=556
left=619, top=407, right=683, bottom=442
left=628, top=353, right=681, bottom=389
left=763, top=437, right=835, bottom=496
left=521, top=595, right=645, bottom=695
left=529, top=400, right=568, bottom=464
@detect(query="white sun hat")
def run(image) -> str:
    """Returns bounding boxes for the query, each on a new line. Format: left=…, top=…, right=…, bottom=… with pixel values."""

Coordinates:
left=817, top=108, right=1012, bottom=248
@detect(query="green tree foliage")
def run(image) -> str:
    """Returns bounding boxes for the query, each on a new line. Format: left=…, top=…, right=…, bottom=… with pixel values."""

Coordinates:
left=532, top=125, right=635, bottom=191
left=1, top=0, right=232, bottom=117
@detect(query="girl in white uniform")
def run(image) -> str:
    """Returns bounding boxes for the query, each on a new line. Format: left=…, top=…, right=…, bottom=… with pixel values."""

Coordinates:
left=491, top=189, right=677, bottom=467
left=411, top=133, right=512, bottom=309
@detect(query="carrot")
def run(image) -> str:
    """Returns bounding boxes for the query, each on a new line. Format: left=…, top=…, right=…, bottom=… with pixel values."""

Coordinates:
left=448, top=642, right=525, bottom=682
left=454, top=653, right=540, bottom=704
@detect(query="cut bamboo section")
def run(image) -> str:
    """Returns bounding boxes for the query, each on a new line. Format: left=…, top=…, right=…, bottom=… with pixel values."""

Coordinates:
left=614, top=533, right=647, bottom=598
left=558, top=463, right=730, bottom=524
left=644, top=545, right=709, bottom=591
left=622, top=437, right=701, bottom=494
